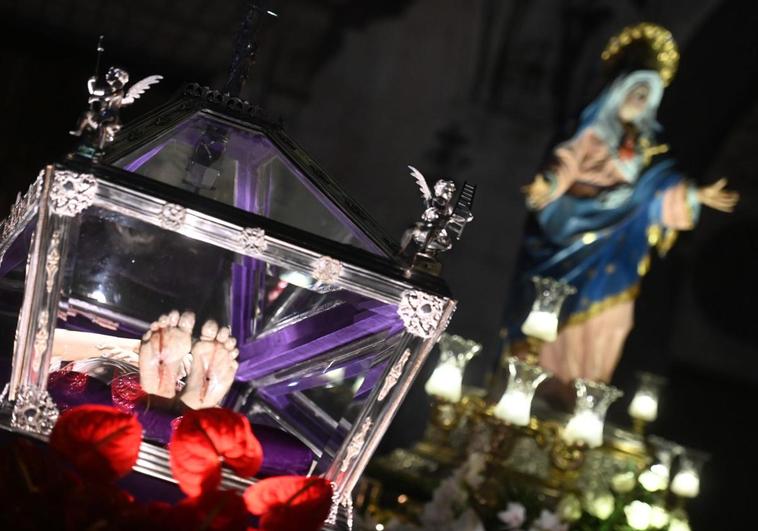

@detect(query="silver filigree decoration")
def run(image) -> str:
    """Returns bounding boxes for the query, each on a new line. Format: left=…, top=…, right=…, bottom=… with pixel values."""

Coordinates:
left=237, top=227, right=267, bottom=254
left=50, top=170, right=97, bottom=217
left=312, top=256, right=343, bottom=284
left=378, top=349, right=411, bottom=401
left=1, top=175, right=42, bottom=242
left=397, top=290, right=446, bottom=338
left=32, top=310, right=50, bottom=372
left=326, top=489, right=354, bottom=530
left=11, top=385, right=60, bottom=435
left=45, top=231, right=61, bottom=293
left=159, top=203, right=186, bottom=230
left=340, top=417, right=373, bottom=473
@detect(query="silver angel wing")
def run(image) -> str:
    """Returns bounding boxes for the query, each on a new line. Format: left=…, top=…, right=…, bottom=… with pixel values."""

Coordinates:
left=408, top=165, right=432, bottom=205
left=122, top=74, right=163, bottom=105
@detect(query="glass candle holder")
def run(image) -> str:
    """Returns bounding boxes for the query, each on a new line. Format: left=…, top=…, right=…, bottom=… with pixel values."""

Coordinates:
left=520, top=276, right=576, bottom=342
left=493, top=357, right=550, bottom=426
left=639, top=436, right=679, bottom=492
left=628, top=372, right=666, bottom=423
left=424, top=333, right=482, bottom=402
left=562, top=379, right=623, bottom=448
left=671, top=449, right=708, bottom=498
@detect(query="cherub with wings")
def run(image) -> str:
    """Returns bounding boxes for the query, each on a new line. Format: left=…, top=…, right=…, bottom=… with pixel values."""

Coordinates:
left=71, top=66, right=162, bottom=150
left=405, top=165, right=458, bottom=256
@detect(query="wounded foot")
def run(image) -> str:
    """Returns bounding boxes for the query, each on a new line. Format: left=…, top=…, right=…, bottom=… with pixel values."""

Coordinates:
left=180, top=320, right=239, bottom=409
left=139, top=310, right=195, bottom=399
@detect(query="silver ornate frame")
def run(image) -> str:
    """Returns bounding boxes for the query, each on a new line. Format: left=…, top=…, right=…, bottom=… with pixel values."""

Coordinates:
left=0, top=165, right=456, bottom=505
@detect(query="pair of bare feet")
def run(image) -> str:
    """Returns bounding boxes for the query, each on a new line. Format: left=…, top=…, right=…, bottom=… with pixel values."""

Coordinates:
left=139, top=310, right=239, bottom=410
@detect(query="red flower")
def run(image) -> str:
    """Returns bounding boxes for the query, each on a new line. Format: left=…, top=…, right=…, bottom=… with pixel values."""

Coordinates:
left=111, top=372, right=147, bottom=413
left=169, top=408, right=263, bottom=496
left=173, top=490, right=251, bottom=531
left=50, top=404, right=143, bottom=481
left=244, top=476, right=333, bottom=531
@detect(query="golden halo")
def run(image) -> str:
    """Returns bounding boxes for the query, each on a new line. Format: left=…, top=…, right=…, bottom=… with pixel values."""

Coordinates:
left=601, top=22, right=679, bottom=86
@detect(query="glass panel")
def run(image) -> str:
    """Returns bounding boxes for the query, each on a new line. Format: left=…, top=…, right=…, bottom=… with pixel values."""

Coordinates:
left=48, top=207, right=403, bottom=477
left=0, top=223, right=34, bottom=387
left=113, top=112, right=384, bottom=255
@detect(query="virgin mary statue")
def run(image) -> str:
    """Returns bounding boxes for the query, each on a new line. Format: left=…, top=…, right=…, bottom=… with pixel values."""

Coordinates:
left=502, top=24, right=738, bottom=383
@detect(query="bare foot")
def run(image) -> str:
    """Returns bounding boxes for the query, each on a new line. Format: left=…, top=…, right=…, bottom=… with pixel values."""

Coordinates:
left=139, top=310, right=195, bottom=398
left=180, top=320, right=239, bottom=409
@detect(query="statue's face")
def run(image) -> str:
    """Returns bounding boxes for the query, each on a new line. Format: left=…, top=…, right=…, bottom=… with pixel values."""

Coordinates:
left=618, top=82, right=650, bottom=123
left=434, top=180, right=456, bottom=201
left=106, top=67, right=129, bottom=89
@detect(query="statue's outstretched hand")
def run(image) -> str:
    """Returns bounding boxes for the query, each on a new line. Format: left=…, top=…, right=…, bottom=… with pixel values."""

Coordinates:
left=697, top=178, right=739, bottom=213
left=522, top=174, right=553, bottom=210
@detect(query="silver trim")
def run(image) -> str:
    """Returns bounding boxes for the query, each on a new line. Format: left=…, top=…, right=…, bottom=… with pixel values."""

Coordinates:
left=397, top=290, right=447, bottom=338
left=377, top=349, right=411, bottom=401
left=49, top=170, right=97, bottom=217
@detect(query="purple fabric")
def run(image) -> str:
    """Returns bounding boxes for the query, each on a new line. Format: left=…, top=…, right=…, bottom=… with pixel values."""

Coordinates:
left=47, top=371, right=315, bottom=476
left=235, top=297, right=402, bottom=381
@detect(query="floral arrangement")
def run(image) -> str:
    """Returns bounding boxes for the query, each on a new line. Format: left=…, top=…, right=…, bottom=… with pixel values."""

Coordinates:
left=376, top=452, right=693, bottom=531
left=0, top=404, right=333, bottom=531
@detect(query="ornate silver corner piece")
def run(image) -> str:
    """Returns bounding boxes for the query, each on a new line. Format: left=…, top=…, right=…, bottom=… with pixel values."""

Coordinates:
left=340, top=417, right=373, bottom=473
left=237, top=227, right=267, bottom=254
left=45, top=231, right=61, bottom=293
left=50, top=170, right=97, bottom=217
left=159, top=203, right=186, bottom=231
left=312, top=256, right=343, bottom=284
left=378, top=349, right=411, bottom=401
left=397, top=290, right=446, bottom=338
left=11, top=386, right=59, bottom=436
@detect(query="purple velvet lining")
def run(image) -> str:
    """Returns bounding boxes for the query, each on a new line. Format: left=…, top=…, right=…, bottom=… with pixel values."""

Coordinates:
left=47, top=372, right=315, bottom=476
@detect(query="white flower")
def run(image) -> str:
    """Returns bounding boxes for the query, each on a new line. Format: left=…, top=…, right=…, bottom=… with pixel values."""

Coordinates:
left=624, top=501, right=652, bottom=530
left=529, top=509, right=568, bottom=531
left=584, top=491, right=615, bottom=520
left=497, top=502, right=526, bottom=528
left=668, top=516, right=692, bottom=531
left=462, top=452, right=488, bottom=488
left=649, top=505, right=670, bottom=529
left=611, top=471, right=636, bottom=493
left=556, top=494, right=582, bottom=523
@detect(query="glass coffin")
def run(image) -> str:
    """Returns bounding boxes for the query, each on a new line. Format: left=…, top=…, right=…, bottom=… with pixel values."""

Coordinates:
left=0, top=85, right=457, bottom=506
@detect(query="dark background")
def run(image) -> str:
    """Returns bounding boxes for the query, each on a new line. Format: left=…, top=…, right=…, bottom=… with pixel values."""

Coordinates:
left=1, top=0, right=757, bottom=527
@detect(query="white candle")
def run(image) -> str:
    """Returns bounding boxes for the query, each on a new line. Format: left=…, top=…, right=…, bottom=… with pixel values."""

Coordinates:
left=521, top=310, right=559, bottom=342
left=563, top=411, right=604, bottom=448
left=638, top=465, right=669, bottom=492
left=628, top=392, right=658, bottom=421
left=493, top=389, right=532, bottom=426
left=671, top=470, right=700, bottom=498
left=424, top=361, right=463, bottom=402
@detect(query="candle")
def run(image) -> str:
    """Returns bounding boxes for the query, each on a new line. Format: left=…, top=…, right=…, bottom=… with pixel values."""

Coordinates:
left=493, top=389, right=532, bottom=426
left=671, top=470, right=700, bottom=498
left=424, top=361, right=463, bottom=402
left=638, top=464, right=670, bottom=492
left=628, top=392, right=658, bottom=421
left=521, top=310, right=559, bottom=342
left=563, top=411, right=604, bottom=448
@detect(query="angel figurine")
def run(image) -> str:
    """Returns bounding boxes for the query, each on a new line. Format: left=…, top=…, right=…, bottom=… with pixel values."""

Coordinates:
left=500, top=24, right=739, bottom=384
left=71, top=39, right=162, bottom=151
left=401, top=166, right=475, bottom=274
